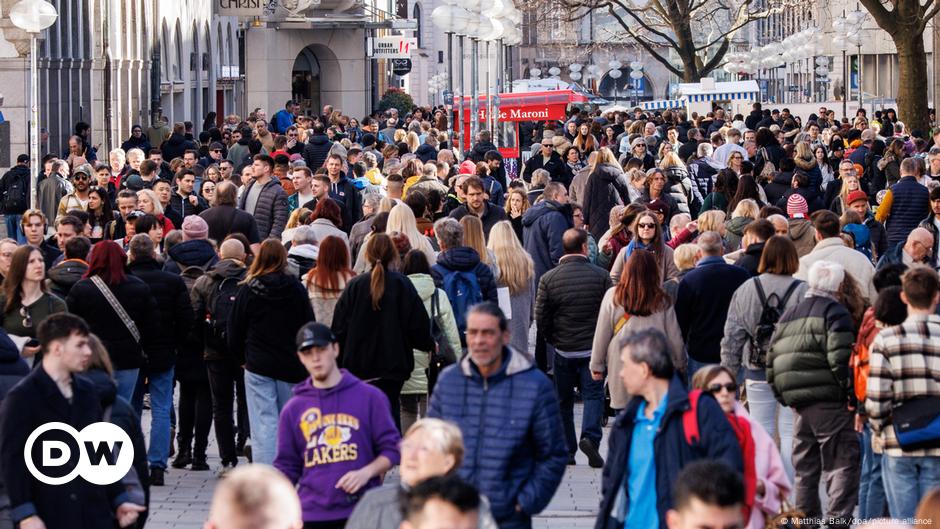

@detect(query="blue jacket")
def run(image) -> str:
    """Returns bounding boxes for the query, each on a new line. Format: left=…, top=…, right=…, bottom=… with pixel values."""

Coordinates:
left=431, top=247, right=499, bottom=304
left=428, top=347, right=568, bottom=529
left=522, top=200, right=574, bottom=282
left=595, top=376, right=744, bottom=529
left=674, top=256, right=750, bottom=363
left=884, top=176, right=930, bottom=247
left=271, top=108, right=295, bottom=134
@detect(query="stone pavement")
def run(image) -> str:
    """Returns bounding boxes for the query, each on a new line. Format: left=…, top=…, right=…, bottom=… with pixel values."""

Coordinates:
left=142, top=404, right=607, bottom=529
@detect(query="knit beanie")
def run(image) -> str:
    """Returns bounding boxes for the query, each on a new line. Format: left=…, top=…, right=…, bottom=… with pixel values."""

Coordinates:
left=182, top=215, right=209, bottom=241
left=459, top=160, right=477, bottom=175
left=786, top=193, right=809, bottom=219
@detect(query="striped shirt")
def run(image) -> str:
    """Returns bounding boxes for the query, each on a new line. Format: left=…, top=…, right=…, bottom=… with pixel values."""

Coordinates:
left=866, top=313, right=940, bottom=457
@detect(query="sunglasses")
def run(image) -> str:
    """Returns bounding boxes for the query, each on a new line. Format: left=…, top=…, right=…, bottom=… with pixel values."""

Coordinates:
left=637, top=222, right=656, bottom=229
left=707, top=382, right=737, bottom=394
left=73, top=175, right=89, bottom=181
left=542, top=143, right=552, bottom=147
left=212, top=149, right=222, bottom=153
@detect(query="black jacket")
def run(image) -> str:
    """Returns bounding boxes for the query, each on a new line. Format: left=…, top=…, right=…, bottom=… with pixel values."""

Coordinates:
left=0, top=367, right=128, bottom=528
left=522, top=151, right=565, bottom=183
left=734, top=242, right=765, bottom=277
left=228, top=272, right=314, bottom=383
left=168, top=192, right=209, bottom=220
left=582, top=163, right=630, bottom=241
left=763, top=170, right=793, bottom=207
left=163, top=239, right=219, bottom=275
left=160, top=133, right=198, bottom=163
left=332, top=270, right=434, bottom=382
left=448, top=202, right=509, bottom=238
left=45, top=259, right=88, bottom=299
left=302, top=134, right=333, bottom=170
left=128, top=257, right=194, bottom=373
left=535, top=255, right=612, bottom=351
left=328, top=175, right=363, bottom=233
left=37, top=239, right=62, bottom=272
left=0, top=329, right=28, bottom=524
left=66, top=275, right=160, bottom=370
left=199, top=205, right=262, bottom=245
left=431, top=247, right=499, bottom=304
left=191, top=259, right=247, bottom=362
left=466, top=140, right=497, bottom=163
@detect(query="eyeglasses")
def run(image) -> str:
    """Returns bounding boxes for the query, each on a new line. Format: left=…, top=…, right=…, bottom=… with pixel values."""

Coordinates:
left=541, top=143, right=552, bottom=147
left=707, top=382, right=737, bottom=394
left=637, top=223, right=656, bottom=229
left=20, top=306, right=31, bottom=329
left=211, top=149, right=222, bottom=153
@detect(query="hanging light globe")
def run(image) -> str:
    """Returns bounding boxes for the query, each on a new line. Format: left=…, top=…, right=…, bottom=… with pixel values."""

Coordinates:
left=609, top=69, right=623, bottom=79
left=569, top=71, right=582, bottom=81
left=569, top=63, right=583, bottom=72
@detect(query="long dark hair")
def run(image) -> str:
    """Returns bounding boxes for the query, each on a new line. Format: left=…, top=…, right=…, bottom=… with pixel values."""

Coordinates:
left=87, top=187, right=114, bottom=227
left=728, top=175, right=763, bottom=213
left=613, top=250, right=668, bottom=316
left=365, top=233, right=398, bottom=310
left=3, top=246, right=46, bottom=314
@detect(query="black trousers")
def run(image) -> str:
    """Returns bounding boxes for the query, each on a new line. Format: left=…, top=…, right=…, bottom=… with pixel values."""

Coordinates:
left=206, top=360, right=249, bottom=465
left=303, top=520, right=346, bottom=529
left=369, top=378, right=404, bottom=433
left=177, top=378, right=213, bottom=460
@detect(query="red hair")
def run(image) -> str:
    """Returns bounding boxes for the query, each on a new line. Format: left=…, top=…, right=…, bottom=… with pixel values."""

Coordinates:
left=312, top=198, right=343, bottom=228
left=306, top=236, right=354, bottom=291
left=84, top=240, right=128, bottom=286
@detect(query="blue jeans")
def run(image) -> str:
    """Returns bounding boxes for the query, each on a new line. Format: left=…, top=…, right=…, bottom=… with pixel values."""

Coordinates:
left=244, top=370, right=296, bottom=465
left=114, top=368, right=140, bottom=404
left=144, top=367, right=175, bottom=469
left=858, top=424, right=887, bottom=519
left=883, top=454, right=940, bottom=519
left=687, top=356, right=715, bottom=386
left=553, top=353, right=603, bottom=454
left=745, top=379, right=795, bottom=484
left=4, top=214, right=23, bottom=244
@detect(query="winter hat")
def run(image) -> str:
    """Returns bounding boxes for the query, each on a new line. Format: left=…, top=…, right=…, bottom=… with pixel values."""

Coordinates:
left=458, top=160, right=477, bottom=175
left=786, top=193, right=809, bottom=218
left=182, top=215, right=209, bottom=241
left=646, top=199, right=669, bottom=217
left=846, top=190, right=868, bottom=206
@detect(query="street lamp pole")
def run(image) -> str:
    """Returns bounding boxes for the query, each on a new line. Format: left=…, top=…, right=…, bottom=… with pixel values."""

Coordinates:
left=9, top=0, right=58, bottom=211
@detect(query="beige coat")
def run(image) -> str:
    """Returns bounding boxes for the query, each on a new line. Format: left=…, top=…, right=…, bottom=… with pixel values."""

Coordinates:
left=795, top=236, right=878, bottom=304
left=609, top=244, right=679, bottom=284
left=590, top=287, right=685, bottom=409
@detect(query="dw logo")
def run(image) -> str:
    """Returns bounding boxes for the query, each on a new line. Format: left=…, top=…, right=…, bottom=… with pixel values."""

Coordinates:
left=24, top=422, right=134, bottom=485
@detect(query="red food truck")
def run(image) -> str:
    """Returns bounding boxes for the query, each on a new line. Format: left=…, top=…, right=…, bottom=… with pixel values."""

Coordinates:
left=453, top=89, right=591, bottom=178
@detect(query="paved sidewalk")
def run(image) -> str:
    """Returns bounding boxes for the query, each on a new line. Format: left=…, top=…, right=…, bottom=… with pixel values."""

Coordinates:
left=143, top=404, right=607, bottom=529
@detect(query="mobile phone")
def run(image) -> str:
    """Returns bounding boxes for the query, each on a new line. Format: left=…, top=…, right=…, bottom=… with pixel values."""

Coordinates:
left=25, top=339, right=40, bottom=348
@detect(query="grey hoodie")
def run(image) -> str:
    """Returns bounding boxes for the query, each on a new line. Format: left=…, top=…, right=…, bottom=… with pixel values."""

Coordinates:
left=720, top=273, right=808, bottom=377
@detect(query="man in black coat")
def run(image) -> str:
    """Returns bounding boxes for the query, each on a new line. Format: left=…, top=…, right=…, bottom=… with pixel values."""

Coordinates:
left=734, top=219, right=775, bottom=277
left=0, top=314, right=146, bottom=529
left=535, top=228, right=611, bottom=467
left=302, top=123, right=332, bottom=170
left=127, top=234, right=193, bottom=485
left=522, top=139, right=565, bottom=183
left=0, top=154, right=31, bottom=243
left=447, top=176, right=508, bottom=238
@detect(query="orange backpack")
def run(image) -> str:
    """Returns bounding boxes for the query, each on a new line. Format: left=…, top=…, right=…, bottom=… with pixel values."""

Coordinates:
left=851, top=308, right=879, bottom=403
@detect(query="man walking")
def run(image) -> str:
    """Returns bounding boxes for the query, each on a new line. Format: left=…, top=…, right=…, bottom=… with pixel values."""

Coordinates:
left=867, top=266, right=940, bottom=519
left=448, top=176, right=508, bottom=238
left=536, top=228, right=611, bottom=467
left=428, top=303, right=567, bottom=529
left=0, top=154, right=30, bottom=243
left=237, top=154, right=288, bottom=240
left=523, top=182, right=573, bottom=282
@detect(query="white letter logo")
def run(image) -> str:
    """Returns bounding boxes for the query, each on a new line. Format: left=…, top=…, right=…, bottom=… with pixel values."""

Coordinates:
left=25, top=422, right=134, bottom=485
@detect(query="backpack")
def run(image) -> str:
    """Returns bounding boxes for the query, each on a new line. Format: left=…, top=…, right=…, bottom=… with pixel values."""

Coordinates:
left=1, top=171, right=26, bottom=213
left=179, top=264, right=208, bottom=292
left=682, top=389, right=703, bottom=445
left=205, top=276, right=242, bottom=352
left=439, top=268, right=483, bottom=334
left=749, top=278, right=802, bottom=368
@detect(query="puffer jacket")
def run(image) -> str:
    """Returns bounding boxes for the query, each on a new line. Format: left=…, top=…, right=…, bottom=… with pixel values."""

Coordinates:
left=191, top=258, right=247, bottom=362
left=793, top=155, right=823, bottom=199
left=227, top=272, right=315, bottom=383
left=535, top=255, right=611, bottom=352
left=595, top=376, right=744, bottom=529
left=582, top=163, right=631, bottom=241
left=127, top=257, right=194, bottom=373
left=302, top=134, right=333, bottom=170
left=522, top=200, right=574, bottom=282
left=663, top=165, right=700, bottom=215
left=163, top=239, right=219, bottom=275
left=766, top=293, right=856, bottom=408
left=160, top=133, right=197, bottom=163
left=66, top=275, right=160, bottom=370
left=402, top=274, right=461, bottom=395
left=237, top=178, right=289, bottom=240
left=431, top=247, right=498, bottom=303
left=428, top=347, right=568, bottom=529
left=687, top=156, right=721, bottom=199
left=45, top=259, right=88, bottom=299
left=467, top=140, right=497, bottom=163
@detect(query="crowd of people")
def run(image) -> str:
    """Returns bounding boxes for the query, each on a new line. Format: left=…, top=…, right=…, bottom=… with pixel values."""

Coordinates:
left=0, top=98, right=939, bottom=529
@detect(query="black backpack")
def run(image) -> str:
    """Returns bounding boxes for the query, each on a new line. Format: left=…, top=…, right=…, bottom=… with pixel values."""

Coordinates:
left=749, top=278, right=802, bottom=368
left=206, top=276, right=242, bottom=351
left=1, top=171, right=26, bottom=213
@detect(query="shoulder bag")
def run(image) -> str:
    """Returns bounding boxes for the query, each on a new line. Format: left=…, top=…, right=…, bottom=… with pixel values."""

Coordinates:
left=90, top=276, right=141, bottom=343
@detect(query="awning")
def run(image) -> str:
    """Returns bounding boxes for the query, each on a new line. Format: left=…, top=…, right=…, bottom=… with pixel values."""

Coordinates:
left=684, top=92, right=758, bottom=103
left=641, top=99, right=684, bottom=110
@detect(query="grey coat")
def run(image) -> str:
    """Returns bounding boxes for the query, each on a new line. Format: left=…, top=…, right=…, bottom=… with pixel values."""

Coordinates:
left=720, top=273, right=808, bottom=376
left=237, top=179, right=289, bottom=240
left=346, top=483, right=498, bottom=529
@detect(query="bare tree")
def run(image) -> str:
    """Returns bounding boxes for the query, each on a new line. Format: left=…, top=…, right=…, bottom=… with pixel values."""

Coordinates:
left=554, top=0, right=784, bottom=82
left=856, top=0, right=938, bottom=132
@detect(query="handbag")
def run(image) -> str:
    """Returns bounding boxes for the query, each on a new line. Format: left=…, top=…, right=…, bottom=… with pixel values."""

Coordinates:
left=90, top=276, right=141, bottom=343
left=426, top=290, right=457, bottom=394
left=765, top=495, right=805, bottom=529
left=892, top=395, right=940, bottom=450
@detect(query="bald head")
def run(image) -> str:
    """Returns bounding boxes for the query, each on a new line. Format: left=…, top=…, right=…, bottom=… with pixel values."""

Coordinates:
left=905, top=227, right=935, bottom=263
left=216, top=181, right=238, bottom=207
left=697, top=231, right=724, bottom=256
left=220, top=239, right=247, bottom=261
left=562, top=228, right=589, bottom=255
left=204, top=464, right=302, bottom=529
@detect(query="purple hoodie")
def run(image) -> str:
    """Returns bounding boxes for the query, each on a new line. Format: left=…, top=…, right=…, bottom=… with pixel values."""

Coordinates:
left=274, top=369, right=401, bottom=522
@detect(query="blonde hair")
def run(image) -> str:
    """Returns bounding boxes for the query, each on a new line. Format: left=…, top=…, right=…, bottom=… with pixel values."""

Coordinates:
left=460, top=216, right=490, bottom=266
left=404, top=418, right=465, bottom=469
left=658, top=151, right=684, bottom=170
left=592, top=147, right=618, bottom=169
left=286, top=208, right=311, bottom=230
left=137, top=189, right=164, bottom=215
left=697, top=210, right=726, bottom=232
left=387, top=204, right=436, bottom=264
left=673, top=243, right=699, bottom=271
left=126, top=148, right=145, bottom=163
left=379, top=197, right=396, bottom=214
left=406, top=131, right=421, bottom=153
left=487, top=221, right=535, bottom=295
left=208, top=464, right=302, bottom=529
left=86, top=334, right=114, bottom=375
left=393, top=129, right=407, bottom=144
left=730, top=198, right=759, bottom=220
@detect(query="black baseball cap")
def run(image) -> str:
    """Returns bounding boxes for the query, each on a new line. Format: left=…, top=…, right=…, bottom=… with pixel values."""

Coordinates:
left=16, top=154, right=29, bottom=164
left=296, top=322, right=336, bottom=351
